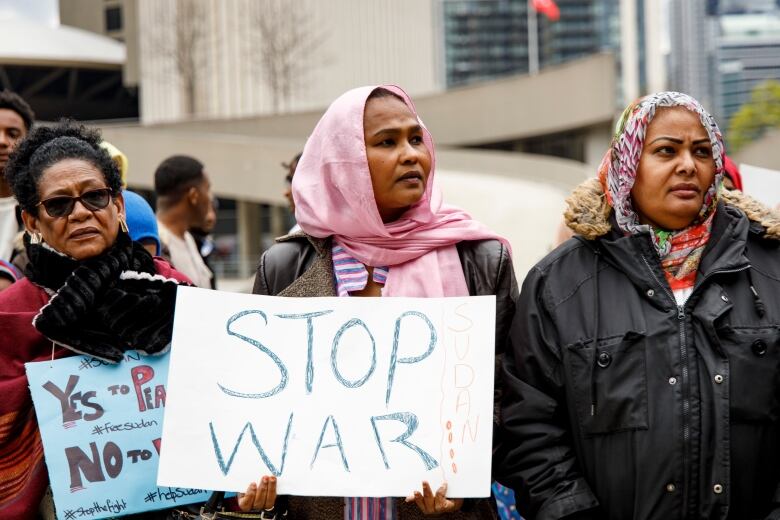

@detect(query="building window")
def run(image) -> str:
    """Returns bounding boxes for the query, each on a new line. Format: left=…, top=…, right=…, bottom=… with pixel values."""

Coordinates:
left=105, top=6, right=122, bottom=32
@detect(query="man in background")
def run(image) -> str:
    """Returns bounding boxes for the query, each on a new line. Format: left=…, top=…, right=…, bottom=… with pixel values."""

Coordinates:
left=154, top=155, right=214, bottom=288
left=0, top=91, right=34, bottom=265
left=189, top=198, right=218, bottom=289
left=283, top=152, right=302, bottom=233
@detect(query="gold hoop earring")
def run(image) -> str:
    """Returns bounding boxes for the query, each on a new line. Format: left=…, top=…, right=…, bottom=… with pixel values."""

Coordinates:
left=119, top=216, right=129, bottom=234
left=29, top=232, right=42, bottom=244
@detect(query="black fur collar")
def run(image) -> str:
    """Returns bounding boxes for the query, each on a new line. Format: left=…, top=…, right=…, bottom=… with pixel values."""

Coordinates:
left=27, top=231, right=185, bottom=363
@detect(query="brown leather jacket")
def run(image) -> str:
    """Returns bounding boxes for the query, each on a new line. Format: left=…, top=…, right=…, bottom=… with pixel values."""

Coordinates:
left=252, top=233, right=518, bottom=519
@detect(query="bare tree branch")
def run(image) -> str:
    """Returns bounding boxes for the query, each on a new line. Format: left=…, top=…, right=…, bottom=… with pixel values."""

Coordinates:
left=175, top=0, right=207, bottom=115
left=149, top=0, right=208, bottom=116
left=251, top=0, right=328, bottom=113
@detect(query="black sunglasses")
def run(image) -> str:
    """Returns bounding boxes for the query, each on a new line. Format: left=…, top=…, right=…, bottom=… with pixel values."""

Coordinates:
left=37, top=188, right=113, bottom=218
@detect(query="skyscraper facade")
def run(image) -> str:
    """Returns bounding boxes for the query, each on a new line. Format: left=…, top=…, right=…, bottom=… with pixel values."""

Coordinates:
left=666, top=0, right=780, bottom=131
left=715, top=9, right=780, bottom=128
left=441, top=0, right=621, bottom=87
left=442, top=0, right=530, bottom=86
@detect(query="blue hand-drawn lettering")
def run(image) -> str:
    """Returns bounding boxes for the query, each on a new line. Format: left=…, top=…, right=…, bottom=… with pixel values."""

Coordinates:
left=330, top=318, right=377, bottom=388
left=370, top=412, right=438, bottom=470
left=276, top=311, right=333, bottom=394
left=219, top=310, right=288, bottom=399
left=385, top=311, right=437, bottom=405
left=209, top=413, right=293, bottom=477
left=310, top=415, right=350, bottom=472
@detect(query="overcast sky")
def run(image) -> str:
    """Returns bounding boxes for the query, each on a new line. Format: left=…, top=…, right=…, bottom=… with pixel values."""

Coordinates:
left=0, top=0, right=58, bottom=25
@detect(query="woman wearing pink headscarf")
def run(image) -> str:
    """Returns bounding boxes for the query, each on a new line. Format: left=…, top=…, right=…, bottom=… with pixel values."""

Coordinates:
left=239, top=86, right=517, bottom=519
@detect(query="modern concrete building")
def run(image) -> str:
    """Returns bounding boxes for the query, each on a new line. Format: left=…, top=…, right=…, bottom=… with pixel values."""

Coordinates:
left=58, top=1, right=619, bottom=284
left=98, top=54, right=617, bottom=280
left=0, top=17, right=138, bottom=120
left=59, top=0, right=140, bottom=88
left=63, top=0, right=443, bottom=123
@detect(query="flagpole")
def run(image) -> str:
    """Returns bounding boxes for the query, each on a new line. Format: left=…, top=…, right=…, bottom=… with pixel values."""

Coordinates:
left=528, top=0, right=539, bottom=75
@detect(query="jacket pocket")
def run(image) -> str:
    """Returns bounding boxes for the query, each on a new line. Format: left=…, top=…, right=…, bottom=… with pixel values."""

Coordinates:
left=565, top=331, right=648, bottom=436
left=717, top=326, right=780, bottom=422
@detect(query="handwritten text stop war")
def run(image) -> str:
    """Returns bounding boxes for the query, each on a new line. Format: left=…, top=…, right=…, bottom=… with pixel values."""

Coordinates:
left=210, top=307, right=447, bottom=476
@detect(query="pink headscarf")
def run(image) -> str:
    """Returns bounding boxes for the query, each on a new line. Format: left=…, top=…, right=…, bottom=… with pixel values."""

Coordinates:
left=293, top=85, right=510, bottom=297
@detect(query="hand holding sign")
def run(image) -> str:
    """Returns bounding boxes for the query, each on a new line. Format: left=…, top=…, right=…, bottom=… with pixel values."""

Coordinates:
left=407, top=481, right=464, bottom=515
left=238, top=476, right=277, bottom=511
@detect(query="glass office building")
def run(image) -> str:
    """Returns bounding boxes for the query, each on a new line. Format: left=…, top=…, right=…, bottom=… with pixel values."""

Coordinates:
left=442, top=0, right=620, bottom=87
left=715, top=11, right=780, bottom=128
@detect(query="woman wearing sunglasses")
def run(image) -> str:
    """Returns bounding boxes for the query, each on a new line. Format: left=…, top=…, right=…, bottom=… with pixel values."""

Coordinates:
left=0, top=121, right=192, bottom=519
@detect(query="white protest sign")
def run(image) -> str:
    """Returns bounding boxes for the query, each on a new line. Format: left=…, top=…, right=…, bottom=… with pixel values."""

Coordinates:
left=158, top=287, right=495, bottom=498
left=740, top=163, right=780, bottom=208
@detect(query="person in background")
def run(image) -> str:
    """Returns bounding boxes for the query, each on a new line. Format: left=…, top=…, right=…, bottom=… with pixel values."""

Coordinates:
left=124, top=189, right=161, bottom=257
left=283, top=152, right=302, bottom=233
left=0, top=91, right=34, bottom=263
left=722, top=154, right=743, bottom=191
left=0, top=121, right=191, bottom=519
left=0, top=258, right=20, bottom=291
left=244, top=85, right=517, bottom=519
left=100, top=141, right=129, bottom=186
left=100, top=141, right=162, bottom=258
left=98, top=140, right=160, bottom=257
left=497, top=92, right=780, bottom=519
left=189, top=197, right=218, bottom=288
left=154, top=155, right=214, bottom=288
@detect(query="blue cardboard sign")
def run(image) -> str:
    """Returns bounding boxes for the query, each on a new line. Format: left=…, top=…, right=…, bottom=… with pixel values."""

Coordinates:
left=25, top=351, right=212, bottom=519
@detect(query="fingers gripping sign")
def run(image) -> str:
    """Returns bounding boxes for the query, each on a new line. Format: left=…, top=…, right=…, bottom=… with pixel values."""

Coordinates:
left=238, top=475, right=277, bottom=512
left=406, top=481, right=464, bottom=515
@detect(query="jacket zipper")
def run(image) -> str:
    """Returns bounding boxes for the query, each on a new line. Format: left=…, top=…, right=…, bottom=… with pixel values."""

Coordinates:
left=642, top=255, right=691, bottom=518
left=677, top=304, right=690, bottom=518
left=642, top=257, right=749, bottom=518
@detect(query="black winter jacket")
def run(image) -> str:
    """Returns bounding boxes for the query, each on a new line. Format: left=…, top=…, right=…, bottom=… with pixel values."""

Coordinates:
left=496, top=179, right=780, bottom=520
left=253, top=233, right=518, bottom=519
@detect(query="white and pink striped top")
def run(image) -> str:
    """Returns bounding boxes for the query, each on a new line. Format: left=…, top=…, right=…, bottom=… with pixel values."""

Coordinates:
left=332, top=242, right=389, bottom=297
left=331, top=241, right=396, bottom=519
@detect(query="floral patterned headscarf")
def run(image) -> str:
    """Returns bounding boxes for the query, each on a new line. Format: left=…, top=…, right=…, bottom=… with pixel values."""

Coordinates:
left=598, top=92, right=725, bottom=291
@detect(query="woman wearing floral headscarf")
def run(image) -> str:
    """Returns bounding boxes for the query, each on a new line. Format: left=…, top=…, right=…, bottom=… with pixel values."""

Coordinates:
left=496, top=92, right=780, bottom=519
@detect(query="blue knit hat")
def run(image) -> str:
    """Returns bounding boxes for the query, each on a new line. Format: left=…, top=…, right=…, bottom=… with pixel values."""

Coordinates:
left=123, top=190, right=161, bottom=255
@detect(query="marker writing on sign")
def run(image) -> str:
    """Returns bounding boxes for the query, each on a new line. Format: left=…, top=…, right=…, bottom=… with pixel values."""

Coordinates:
left=209, top=411, right=438, bottom=477
left=217, top=308, right=437, bottom=404
left=64, top=438, right=163, bottom=491
left=43, top=375, right=104, bottom=425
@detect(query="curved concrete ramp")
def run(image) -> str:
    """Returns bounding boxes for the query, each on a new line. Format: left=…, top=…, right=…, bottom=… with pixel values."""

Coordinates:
left=436, top=149, right=590, bottom=275
left=101, top=125, right=590, bottom=274
left=148, top=53, right=617, bottom=148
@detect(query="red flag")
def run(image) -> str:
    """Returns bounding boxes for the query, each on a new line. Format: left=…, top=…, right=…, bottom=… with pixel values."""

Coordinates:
left=531, top=0, right=560, bottom=21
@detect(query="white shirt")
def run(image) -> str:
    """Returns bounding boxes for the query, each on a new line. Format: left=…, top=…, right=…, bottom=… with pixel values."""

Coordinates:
left=0, top=196, right=18, bottom=261
left=673, top=287, right=693, bottom=306
left=157, top=222, right=213, bottom=289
